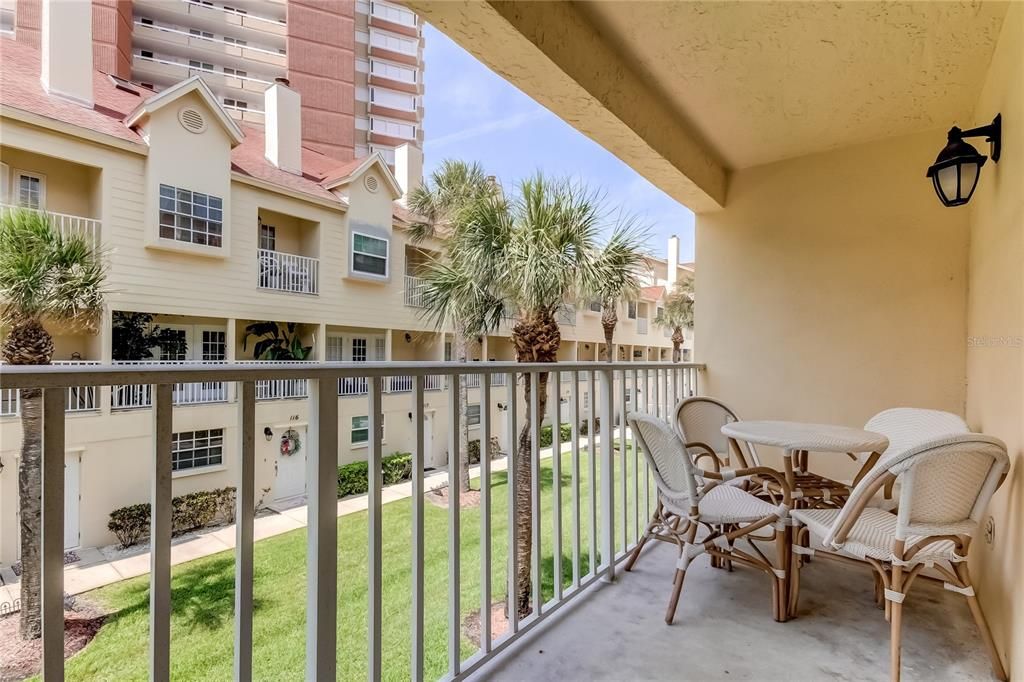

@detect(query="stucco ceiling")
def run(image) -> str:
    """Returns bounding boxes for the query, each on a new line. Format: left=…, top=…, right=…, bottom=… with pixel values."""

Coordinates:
left=577, top=1, right=1009, bottom=169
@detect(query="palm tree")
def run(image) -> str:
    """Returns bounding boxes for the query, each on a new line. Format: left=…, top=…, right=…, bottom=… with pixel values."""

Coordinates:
left=448, top=174, right=644, bottom=617
left=0, top=209, right=106, bottom=639
left=409, top=160, right=500, bottom=492
left=592, top=225, right=650, bottom=362
left=655, top=277, right=694, bottom=362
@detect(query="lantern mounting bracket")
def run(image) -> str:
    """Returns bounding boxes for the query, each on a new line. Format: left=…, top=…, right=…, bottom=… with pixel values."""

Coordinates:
left=952, top=114, right=1001, bottom=163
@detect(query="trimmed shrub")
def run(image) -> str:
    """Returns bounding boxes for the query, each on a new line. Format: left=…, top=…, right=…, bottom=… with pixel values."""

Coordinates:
left=337, top=452, right=415, bottom=497
left=173, top=492, right=217, bottom=533
left=579, top=417, right=600, bottom=436
left=213, top=486, right=237, bottom=524
left=539, top=423, right=574, bottom=448
left=108, top=503, right=150, bottom=549
left=468, top=436, right=502, bottom=464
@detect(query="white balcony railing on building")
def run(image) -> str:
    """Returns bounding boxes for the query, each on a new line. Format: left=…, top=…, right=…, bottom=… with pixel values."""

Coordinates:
left=637, top=318, right=649, bottom=335
left=257, top=249, right=320, bottom=295
left=404, top=275, right=427, bottom=307
left=1, top=360, right=702, bottom=680
left=111, top=361, right=229, bottom=408
left=0, top=361, right=100, bottom=417
left=256, top=378, right=309, bottom=400
left=0, top=204, right=101, bottom=246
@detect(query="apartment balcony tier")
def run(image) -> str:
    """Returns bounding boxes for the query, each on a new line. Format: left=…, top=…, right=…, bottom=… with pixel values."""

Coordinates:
left=134, top=0, right=288, bottom=43
left=367, top=73, right=421, bottom=95
left=368, top=130, right=418, bottom=147
left=0, top=204, right=100, bottom=247
left=403, top=274, right=426, bottom=307
left=132, top=54, right=273, bottom=95
left=368, top=15, right=419, bottom=39
left=367, top=45, right=419, bottom=67
left=133, top=22, right=287, bottom=72
left=257, top=249, right=320, bottom=295
left=368, top=103, right=419, bottom=123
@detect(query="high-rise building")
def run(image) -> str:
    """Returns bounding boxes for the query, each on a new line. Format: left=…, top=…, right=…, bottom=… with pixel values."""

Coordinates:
left=4, top=0, right=424, bottom=164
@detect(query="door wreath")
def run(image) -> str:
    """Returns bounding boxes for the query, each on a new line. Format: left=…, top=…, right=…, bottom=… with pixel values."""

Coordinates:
left=280, top=428, right=302, bottom=456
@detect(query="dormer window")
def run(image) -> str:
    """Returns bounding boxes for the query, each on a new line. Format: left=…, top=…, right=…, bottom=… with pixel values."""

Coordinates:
left=351, top=232, right=389, bottom=277
left=159, top=184, right=223, bottom=247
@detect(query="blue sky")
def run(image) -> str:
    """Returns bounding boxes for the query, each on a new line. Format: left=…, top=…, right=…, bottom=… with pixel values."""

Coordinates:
left=420, top=25, right=696, bottom=263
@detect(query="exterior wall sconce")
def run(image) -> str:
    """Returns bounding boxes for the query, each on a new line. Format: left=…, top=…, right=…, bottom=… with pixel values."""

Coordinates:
left=404, top=333, right=412, bottom=343
left=927, top=114, right=1001, bottom=207
left=497, top=402, right=508, bottom=412
left=264, top=427, right=274, bottom=441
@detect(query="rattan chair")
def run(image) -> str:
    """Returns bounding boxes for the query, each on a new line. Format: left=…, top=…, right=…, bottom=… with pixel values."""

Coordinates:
left=626, top=413, right=793, bottom=623
left=675, top=396, right=850, bottom=507
left=789, top=433, right=1009, bottom=682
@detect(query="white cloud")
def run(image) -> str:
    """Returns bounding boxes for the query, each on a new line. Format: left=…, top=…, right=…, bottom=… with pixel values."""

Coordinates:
left=426, top=108, right=549, bottom=150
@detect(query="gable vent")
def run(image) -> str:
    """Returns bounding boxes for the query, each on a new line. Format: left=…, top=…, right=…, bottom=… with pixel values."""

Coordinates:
left=364, top=175, right=380, bottom=193
left=178, top=108, right=207, bottom=133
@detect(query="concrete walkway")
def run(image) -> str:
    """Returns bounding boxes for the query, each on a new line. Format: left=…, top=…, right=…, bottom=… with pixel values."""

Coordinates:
left=0, top=431, right=615, bottom=607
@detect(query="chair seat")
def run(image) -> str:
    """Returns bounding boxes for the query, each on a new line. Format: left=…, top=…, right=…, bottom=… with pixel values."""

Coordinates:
left=663, top=484, right=779, bottom=524
left=791, top=507, right=970, bottom=564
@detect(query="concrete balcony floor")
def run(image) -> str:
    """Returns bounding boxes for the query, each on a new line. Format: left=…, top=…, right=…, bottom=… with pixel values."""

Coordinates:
left=480, top=542, right=994, bottom=681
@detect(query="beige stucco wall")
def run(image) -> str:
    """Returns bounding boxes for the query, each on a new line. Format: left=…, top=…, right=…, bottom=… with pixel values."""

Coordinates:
left=965, top=4, right=1023, bottom=675
left=696, top=129, right=971, bottom=484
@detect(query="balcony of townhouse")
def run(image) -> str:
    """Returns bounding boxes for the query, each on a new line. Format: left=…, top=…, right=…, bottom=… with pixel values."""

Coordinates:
left=402, top=245, right=439, bottom=308
left=132, top=20, right=288, bottom=74
left=0, top=148, right=102, bottom=246
left=134, top=0, right=288, bottom=42
left=255, top=209, right=320, bottom=296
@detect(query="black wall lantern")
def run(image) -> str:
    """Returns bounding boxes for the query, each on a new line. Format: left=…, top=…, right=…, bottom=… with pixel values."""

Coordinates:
left=927, top=114, right=1001, bottom=207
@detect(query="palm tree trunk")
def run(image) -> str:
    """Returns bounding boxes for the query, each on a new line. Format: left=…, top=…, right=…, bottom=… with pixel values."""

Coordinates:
left=601, top=306, right=617, bottom=363
left=18, top=387, right=43, bottom=640
left=455, top=330, right=472, bottom=492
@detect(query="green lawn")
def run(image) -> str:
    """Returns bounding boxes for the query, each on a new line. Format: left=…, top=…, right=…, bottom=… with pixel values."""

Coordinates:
left=61, top=443, right=649, bottom=681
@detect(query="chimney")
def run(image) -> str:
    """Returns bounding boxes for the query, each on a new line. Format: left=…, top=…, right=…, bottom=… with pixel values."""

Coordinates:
left=40, top=0, right=94, bottom=107
left=264, top=78, right=302, bottom=175
left=667, top=235, right=680, bottom=286
left=394, top=142, right=423, bottom=206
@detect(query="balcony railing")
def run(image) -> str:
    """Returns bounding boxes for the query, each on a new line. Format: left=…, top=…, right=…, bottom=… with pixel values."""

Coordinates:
left=0, top=204, right=101, bottom=246
left=404, top=274, right=427, bottom=307
left=637, top=318, right=649, bottom=335
left=0, top=360, right=701, bottom=680
left=255, top=378, right=309, bottom=400
left=257, top=249, right=319, bottom=295
left=1, top=361, right=100, bottom=417
left=111, top=361, right=229, bottom=408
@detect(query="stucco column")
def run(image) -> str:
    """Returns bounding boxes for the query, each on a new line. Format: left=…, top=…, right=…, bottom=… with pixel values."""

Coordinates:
left=384, top=328, right=394, bottom=361
left=97, top=305, right=113, bottom=416
left=315, top=323, right=327, bottom=362
left=225, top=319, right=237, bottom=402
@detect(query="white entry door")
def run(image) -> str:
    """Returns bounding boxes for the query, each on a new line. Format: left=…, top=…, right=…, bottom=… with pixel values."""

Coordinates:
left=65, top=452, right=80, bottom=549
left=273, top=426, right=307, bottom=501
left=424, top=411, right=445, bottom=469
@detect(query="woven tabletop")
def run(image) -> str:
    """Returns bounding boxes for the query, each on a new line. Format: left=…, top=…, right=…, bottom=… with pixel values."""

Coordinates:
left=721, top=420, right=889, bottom=454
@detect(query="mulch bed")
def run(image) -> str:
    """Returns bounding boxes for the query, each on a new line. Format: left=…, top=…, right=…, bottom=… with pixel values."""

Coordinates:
left=426, top=487, right=481, bottom=509
left=0, top=600, right=105, bottom=681
left=462, top=600, right=511, bottom=648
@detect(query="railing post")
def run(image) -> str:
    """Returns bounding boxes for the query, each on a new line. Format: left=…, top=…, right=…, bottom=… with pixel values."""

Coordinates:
left=368, top=376, right=383, bottom=681
left=151, top=383, right=173, bottom=682
left=41, top=387, right=65, bottom=680
left=234, top=381, right=256, bottom=682
left=306, top=377, right=338, bottom=681
left=411, top=376, right=425, bottom=680
left=599, top=368, right=615, bottom=583
left=447, top=374, right=461, bottom=677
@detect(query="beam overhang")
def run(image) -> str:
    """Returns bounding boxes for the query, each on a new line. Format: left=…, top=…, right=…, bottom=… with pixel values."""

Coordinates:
left=406, top=0, right=727, bottom=212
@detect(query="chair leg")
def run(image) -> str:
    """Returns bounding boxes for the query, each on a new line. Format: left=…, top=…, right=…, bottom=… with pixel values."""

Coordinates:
left=665, top=568, right=687, bottom=624
left=953, top=563, right=1008, bottom=681
left=873, top=572, right=885, bottom=608
left=624, top=518, right=656, bottom=572
left=889, top=560, right=904, bottom=682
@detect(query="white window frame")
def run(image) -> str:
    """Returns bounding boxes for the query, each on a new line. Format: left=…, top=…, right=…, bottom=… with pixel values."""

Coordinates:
left=171, top=428, right=225, bottom=472
left=369, top=27, right=417, bottom=56
left=467, top=403, right=481, bottom=426
left=370, top=86, right=416, bottom=111
left=370, top=0, right=416, bottom=27
left=158, top=183, right=224, bottom=248
left=14, top=169, right=46, bottom=210
left=370, top=58, right=417, bottom=84
left=351, top=414, right=384, bottom=446
left=370, top=116, right=416, bottom=140
left=351, top=231, right=390, bottom=279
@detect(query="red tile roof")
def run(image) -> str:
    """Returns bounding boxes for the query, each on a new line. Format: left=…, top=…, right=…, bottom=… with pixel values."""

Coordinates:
left=641, top=286, right=666, bottom=300
left=1, top=37, right=408, bottom=216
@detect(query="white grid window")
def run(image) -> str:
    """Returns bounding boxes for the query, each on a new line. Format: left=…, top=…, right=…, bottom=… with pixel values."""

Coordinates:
left=352, top=232, right=389, bottom=277
left=202, top=330, right=226, bottom=361
left=351, top=415, right=384, bottom=444
left=224, top=66, right=247, bottom=77
left=189, top=59, right=214, bottom=71
left=189, top=29, right=214, bottom=39
left=370, top=117, right=415, bottom=140
left=223, top=36, right=247, bottom=45
left=224, top=97, right=248, bottom=110
left=351, top=338, right=367, bottom=363
left=172, top=428, right=224, bottom=471
left=17, top=172, right=44, bottom=209
left=158, top=184, right=224, bottom=247
left=467, top=404, right=481, bottom=426
left=627, top=302, right=637, bottom=319
left=369, top=28, right=417, bottom=55
left=374, top=338, right=386, bottom=361
left=259, top=223, right=276, bottom=250
left=371, top=87, right=416, bottom=111
left=159, top=329, right=188, bottom=361
left=370, top=59, right=416, bottom=83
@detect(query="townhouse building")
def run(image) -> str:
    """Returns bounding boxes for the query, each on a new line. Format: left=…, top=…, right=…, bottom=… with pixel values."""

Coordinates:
left=0, top=12, right=690, bottom=562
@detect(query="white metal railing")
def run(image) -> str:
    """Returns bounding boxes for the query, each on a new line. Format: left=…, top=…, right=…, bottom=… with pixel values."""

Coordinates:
left=1, top=360, right=702, bottom=681
left=0, top=204, right=101, bottom=246
left=637, top=318, right=649, bottom=335
left=134, top=19, right=286, bottom=57
left=257, top=249, right=320, bottom=295
left=111, top=361, right=229, bottom=408
left=370, top=0, right=417, bottom=27
left=133, top=53, right=274, bottom=86
left=182, top=0, right=286, bottom=27
left=1, top=361, right=100, bottom=416
left=256, top=378, right=309, bottom=400
left=403, top=275, right=427, bottom=307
